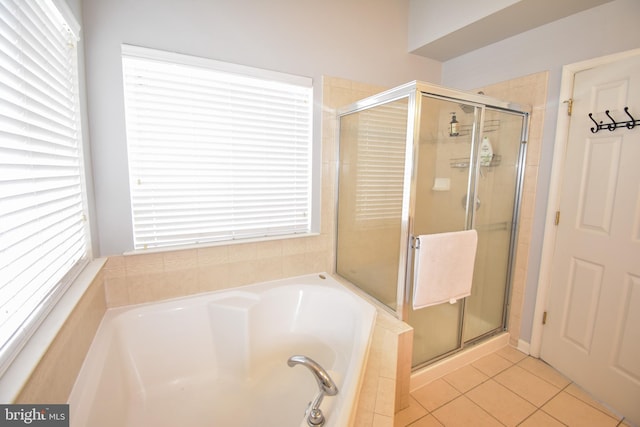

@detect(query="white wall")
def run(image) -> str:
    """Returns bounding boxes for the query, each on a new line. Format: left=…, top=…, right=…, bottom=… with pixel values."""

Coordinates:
left=440, top=0, right=640, bottom=343
left=81, top=0, right=441, bottom=256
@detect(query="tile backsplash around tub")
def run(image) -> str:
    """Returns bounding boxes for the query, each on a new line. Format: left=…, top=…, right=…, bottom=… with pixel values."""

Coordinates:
left=14, top=268, right=106, bottom=404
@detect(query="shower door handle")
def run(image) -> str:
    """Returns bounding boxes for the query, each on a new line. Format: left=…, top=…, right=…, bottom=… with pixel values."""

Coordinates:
left=461, top=195, right=481, bottom=211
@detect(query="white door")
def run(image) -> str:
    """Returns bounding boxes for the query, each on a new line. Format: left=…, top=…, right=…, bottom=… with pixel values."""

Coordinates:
left=540, top=53, right=640, bottom=425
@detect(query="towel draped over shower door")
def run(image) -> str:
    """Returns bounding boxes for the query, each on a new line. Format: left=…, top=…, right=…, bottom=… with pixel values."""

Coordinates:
left=412, top=230, right=478, bottom=310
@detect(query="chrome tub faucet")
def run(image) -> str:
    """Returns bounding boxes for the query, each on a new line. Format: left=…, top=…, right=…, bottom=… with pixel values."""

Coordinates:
left=288, top=355, right=339, bottom=426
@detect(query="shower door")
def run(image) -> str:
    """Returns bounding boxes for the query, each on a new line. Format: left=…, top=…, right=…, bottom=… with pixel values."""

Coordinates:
left=409, top=94, right=527, bottom=367
left=461, top=108, right=526, bottom=344
left=336, top=96, right=411, bottom=312
left=408, top=95, right=479, bottom=365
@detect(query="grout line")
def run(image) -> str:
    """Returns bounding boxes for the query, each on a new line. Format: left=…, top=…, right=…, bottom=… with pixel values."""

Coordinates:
left=515, top=356, right=571, bottom=389
left=561, top=384, right=624, bottom=423
left=616, top=417, right=627, bottom=427
left=406, top=349, right=627, bottom=427
left=537, top=408, right=570, bottom=426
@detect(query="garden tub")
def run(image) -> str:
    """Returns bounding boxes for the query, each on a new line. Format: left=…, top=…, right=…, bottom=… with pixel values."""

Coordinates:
left=68, top=273, right=376, bottom=426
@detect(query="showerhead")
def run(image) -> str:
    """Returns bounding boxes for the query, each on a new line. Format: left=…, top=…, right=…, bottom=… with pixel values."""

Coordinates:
left=459, top=91, right=485, bottom=114
left=459, top=104, right=475, bottom=114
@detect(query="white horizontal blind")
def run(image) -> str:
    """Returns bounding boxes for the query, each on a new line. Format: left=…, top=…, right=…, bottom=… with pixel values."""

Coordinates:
left=0, top=0, right=87, bottom=374
left=355, top=100, right=408, bottom=223
left=122, top=47, right=313, bottom=250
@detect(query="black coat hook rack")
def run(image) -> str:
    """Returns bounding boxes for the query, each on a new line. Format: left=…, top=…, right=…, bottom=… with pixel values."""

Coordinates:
left=589, top=107, right=639, bottom=133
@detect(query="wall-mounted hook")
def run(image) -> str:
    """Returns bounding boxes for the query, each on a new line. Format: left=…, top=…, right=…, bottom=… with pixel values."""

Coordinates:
left=588, top=112, right=600, bottom=133
left=589, top=106, right=640, bottom=133
left=624, top=107, right=636, bottom=130
left=604, top=110, right=617, bottom=131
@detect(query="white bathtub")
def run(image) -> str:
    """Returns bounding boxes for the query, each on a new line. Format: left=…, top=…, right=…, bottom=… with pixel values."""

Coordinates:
left=68, top=273, right=376, bottom=427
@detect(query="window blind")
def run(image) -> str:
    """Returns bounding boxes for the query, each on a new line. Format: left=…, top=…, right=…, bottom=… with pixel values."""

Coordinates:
left=355, top=100, right=408, bottom=223
left=0, top=0, right=87, bottom=374
left=122, top=47, right=313, bottom=250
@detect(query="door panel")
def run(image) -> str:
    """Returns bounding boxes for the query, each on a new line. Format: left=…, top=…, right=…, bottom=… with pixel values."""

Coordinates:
left=541, top=53, right=640, bottom=425
left=562, top=257, right=603, bottom=352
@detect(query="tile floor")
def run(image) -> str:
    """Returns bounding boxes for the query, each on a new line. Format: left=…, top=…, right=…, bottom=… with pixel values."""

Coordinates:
left=395, top=346, right=632, bottom=427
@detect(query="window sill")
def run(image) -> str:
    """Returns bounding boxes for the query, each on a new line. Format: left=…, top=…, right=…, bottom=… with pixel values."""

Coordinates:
left=123, top=232, right=321, bottom=255
left=0, top=258, right=107, bottom=403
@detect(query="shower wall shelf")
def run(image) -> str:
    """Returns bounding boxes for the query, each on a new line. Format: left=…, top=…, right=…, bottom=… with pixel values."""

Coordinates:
left=589, top=107, right=639, bottom=133
left=450, top=154, right=502, bottom=169
left=451, top=119, right=500, bottom=137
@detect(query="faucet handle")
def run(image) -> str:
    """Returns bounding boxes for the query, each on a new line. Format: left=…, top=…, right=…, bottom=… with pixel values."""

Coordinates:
left=287, top=355, right=338, bottom=396
left=288, top=355, right=339, bottom=426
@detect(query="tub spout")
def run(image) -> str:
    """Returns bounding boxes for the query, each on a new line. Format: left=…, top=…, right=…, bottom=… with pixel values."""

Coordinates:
left=288, top=355, right=338, bottom=426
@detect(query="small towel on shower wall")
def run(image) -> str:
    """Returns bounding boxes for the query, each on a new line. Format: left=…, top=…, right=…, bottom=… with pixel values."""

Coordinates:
left=412, top=230, right=478, bottom=310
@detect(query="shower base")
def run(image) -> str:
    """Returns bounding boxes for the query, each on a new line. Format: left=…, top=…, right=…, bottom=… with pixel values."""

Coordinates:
left=409, top=332, right=510, bottom=391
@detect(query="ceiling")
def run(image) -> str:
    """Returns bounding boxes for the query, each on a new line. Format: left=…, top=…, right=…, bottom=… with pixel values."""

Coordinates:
left=409, top=0, right=616, bottom=61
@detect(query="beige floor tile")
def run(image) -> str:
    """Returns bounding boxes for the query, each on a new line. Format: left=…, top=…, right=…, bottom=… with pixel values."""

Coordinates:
left=517, top=357, right=571, bottom=389
left=443, top=364, right=489, bottom=393
left=496, top=346, right=528, bottom=364
left=411, top=378, right=461, bottom=412
left=394, top=396, right=428, bottom=427
left=472, top=352, right=514, bottom=377
left=466, top=379, right=536, bottom=426
left=431, top=396, right=502, bottom=427
left=518, top=410, right=566, bottom=427
left=407, top=414, right=444, bottom=427
left=494, top=364, right=561, bottom=407
left=542, top=392, right=619, bottom=426
left=563, top=383, right=620, bottom=419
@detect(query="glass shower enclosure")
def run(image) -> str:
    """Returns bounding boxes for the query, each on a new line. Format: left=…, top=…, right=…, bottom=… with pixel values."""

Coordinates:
left=335, top=81, right=529, bottom=369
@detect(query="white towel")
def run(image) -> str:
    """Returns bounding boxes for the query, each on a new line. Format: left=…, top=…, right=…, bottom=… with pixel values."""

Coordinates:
left=412, top=230, right=478, bottom=310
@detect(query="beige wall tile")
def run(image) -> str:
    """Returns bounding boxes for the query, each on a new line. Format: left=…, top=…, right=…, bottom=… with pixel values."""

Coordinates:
left=372, top=413, right=394, bottom=427
left=103, top=255, right=125, bottom=278
left=376, top=376, right=397, bottom=416
left=197, top=245, right=229, bottom=266
left=104, top=276, right=128, bottom=306
left=124, top=252, right=163, bottom=276
left=197, top=263, right=230, bottom=292
left=163, top=249, right=198, bottom=271
left=16, top=273, right=106, bottom=403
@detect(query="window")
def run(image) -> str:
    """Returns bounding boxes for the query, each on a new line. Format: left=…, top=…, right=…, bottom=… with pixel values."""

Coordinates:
left=0, top=0, right=88, bottom=375
left=121, top=46, right=314, bottom=250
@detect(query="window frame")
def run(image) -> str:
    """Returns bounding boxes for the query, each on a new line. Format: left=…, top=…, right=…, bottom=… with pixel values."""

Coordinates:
left=0, top=0, right=91, bottom=377
left=120, top=45, right=317, bottom=251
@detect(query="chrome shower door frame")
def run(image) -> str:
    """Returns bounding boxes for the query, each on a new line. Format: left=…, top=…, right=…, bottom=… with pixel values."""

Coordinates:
left=336, top=81, right=530, bottom=346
